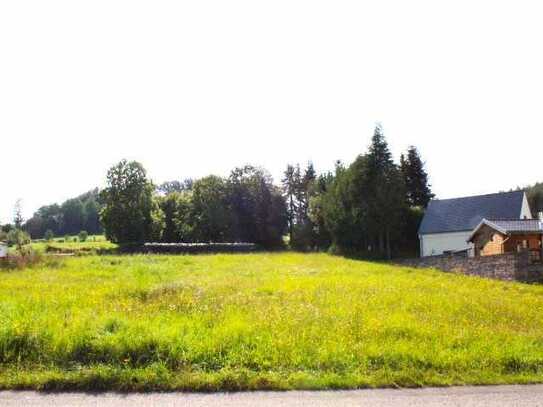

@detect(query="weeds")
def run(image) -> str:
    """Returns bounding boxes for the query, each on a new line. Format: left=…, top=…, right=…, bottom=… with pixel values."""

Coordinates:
left=1, top=253, right=543, bottom=390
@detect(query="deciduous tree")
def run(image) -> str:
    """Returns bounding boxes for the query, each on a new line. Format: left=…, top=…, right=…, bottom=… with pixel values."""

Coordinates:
left=100, top=160, right=164, bottom=244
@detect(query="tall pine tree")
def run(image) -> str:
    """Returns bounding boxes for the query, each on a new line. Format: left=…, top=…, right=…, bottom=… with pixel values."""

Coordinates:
left=400, top=146, right=434, bottom=208
left=282, top=164, right=301, bottom=244
left=365, top=125, right=406, bottom=259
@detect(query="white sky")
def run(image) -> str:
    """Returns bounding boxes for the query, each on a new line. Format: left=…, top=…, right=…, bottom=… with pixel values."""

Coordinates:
left=1, top=1, right=543, bottom=223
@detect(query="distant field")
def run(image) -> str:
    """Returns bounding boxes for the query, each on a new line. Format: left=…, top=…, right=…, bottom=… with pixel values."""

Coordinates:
left=30, top=235, right=117, bottom=254
left=1, top=253, right=543, bottom=391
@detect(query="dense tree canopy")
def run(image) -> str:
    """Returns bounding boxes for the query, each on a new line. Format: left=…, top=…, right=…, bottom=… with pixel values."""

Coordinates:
left=190, top=175, right=233, bottom=243
left=319, top=126, right=432, bottom=258
left=100, top=160, right=164, bottom=244
left=24, top=190, right=102, bottom=239
left=228, top=166, right=287, bottom=247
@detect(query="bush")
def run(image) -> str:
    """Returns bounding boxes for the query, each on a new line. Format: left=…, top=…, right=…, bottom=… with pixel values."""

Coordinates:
left=44, top=230, right=55, bottom=242
left=0, top=248, right=43, bottom=270
left=78, top=231, right=89, bottom=242
left=6, top=229, right=31, bottom=248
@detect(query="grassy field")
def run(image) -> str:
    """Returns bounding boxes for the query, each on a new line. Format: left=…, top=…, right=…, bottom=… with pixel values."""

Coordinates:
left=1, top=252, right=543, bottom=391
left=29, top=235, right=117, bottom=254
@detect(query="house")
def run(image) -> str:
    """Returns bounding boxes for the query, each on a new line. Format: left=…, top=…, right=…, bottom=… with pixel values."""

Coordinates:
left=467, top=219, right=543, bottom=259
left=418, top=191, right=533, bottom=257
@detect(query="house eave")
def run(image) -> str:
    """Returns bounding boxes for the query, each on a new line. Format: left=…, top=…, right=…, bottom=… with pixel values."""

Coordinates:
left=419, top=229, right=473, bottom=236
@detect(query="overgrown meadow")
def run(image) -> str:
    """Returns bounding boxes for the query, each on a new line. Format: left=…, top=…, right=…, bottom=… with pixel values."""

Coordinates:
left=1, top=252, right=543, bottom=391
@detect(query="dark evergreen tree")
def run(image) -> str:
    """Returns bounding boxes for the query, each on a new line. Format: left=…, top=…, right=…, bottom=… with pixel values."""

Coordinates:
left=364, top=125, right=406, bottom=259
left=299, top=162, right=316, bottom=223
left=282, top=164, right=299, bottom=244
left=308, top=172, right=334, bottom=250
left=321, top=125, right=407, bottom=258
left=401, top=146, right=434, bottom=208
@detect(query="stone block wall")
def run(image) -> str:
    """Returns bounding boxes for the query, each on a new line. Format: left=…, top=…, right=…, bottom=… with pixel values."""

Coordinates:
left=397, top=251, right=543, bottom=283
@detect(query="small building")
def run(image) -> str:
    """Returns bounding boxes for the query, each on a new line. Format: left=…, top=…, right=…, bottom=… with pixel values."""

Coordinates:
left=418, top=191, right=533, bottom=257
left=0, top=242, right=7, bottom=258
left=467, top=219, right=543, bottom=259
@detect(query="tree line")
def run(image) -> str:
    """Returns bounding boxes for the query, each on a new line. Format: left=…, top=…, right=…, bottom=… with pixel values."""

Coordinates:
left=100, top=161, right=287, bottom=247
left=97, top=124, right=433, bottom=257
left=21, top=189, right=102, bottom=239
left=282, top=125, right=433, bottom=257
left=4, top=125, right=434, bottom=258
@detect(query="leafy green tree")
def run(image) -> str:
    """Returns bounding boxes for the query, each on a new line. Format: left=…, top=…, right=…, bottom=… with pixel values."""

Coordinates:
left=61, top=198, right=85, bottom=235
left=400, top=146, right=434, bottom=208
left=44, top=229, right=55, bottom=241
left=157, top=179, right=194, bottom=195
left=228, top=166, right=287, bottom=247
left=78, top=230, right=88, bottom=242
left=322, top=159, right=366, bottom=252
left=190, top=175, right=232, bottom=242
left=83, top=198, right=102, bottom=235
left=36, top=204, right=63, bottom=236
left=100, top=160, right=164, bottom=244
left=1, top=224, right=13, bottom=234
left=159, top=191, right=194, bottom=242
left=24, top=189, right=102, bottom=239
left=25, top=215, right=44, bottom=240
left=7, top=228, right=30, bottom=249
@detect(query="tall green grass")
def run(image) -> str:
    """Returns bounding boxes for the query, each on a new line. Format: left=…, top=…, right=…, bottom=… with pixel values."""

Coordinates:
left=1, top=253, right=543, bottom=391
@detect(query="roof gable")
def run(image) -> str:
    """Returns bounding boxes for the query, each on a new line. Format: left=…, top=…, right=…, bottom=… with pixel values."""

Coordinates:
left=467, top=218, right=543, bottom=242
left=419, top=191, right=528, bottom=235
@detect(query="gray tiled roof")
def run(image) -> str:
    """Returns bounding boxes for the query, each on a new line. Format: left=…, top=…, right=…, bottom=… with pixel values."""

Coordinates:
left=419, top=191, right=526, bottom=235
left=485, top=219, right=542, bottom=233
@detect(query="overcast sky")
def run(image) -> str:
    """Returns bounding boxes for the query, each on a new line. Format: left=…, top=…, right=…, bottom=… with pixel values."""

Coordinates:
left=1, top=1, right=542, bottom=223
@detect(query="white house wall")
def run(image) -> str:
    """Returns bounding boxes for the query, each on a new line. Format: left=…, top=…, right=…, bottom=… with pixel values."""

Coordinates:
left=420, top=231, right=474, bottom=257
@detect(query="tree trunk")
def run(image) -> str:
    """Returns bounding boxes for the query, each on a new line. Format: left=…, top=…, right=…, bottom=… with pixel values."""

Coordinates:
left=288, top=196, right=294, bottom=245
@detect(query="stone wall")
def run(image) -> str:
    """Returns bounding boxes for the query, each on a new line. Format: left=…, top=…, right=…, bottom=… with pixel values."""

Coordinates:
left=397, top=251, right=543, bottom=283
